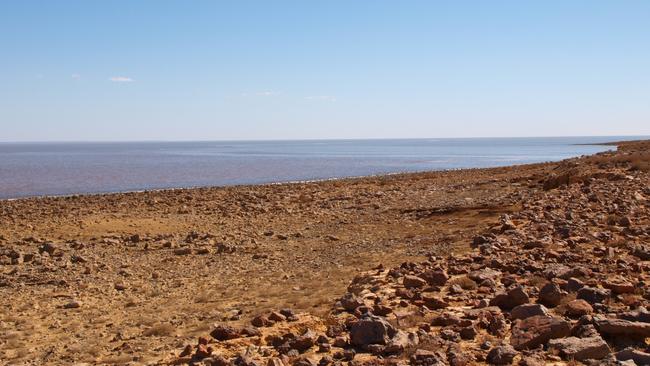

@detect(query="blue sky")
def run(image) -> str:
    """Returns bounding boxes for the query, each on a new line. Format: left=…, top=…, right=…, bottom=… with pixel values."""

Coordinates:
left=1, top=1, right=649, bottom=141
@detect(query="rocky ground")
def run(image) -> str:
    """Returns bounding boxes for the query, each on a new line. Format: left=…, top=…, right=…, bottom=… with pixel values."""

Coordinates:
left=1, top=140, right=649, bottom=365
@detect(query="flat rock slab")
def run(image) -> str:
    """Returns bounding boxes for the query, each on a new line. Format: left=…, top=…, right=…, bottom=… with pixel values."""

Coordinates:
left=548, top=336, right=610, bottom=361
left=595, top=318, right=650, bottom=338
left=510, top=315, right=571, bottom=350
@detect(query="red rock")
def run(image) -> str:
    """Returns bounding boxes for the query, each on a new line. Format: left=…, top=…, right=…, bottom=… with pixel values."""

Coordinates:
left=510, top=315, right=571, bottom=350
left=210, top=325, right=241, bottom=340
left=565, top=299, right=593, bottom=317
left=490, top=286, right=529, bottom=310
left=603, top=279, right=635, bottom=294
left=251, top=314, right=273, bottom=327
left=538, top=282, right=564, bottom=307
left=421, top=270, right=449, bottom=286
left=403, top=275, right=427, bottom=288
left=595, top=318, right=650, bottom=338
left=548, top=336, right=610, bottom=361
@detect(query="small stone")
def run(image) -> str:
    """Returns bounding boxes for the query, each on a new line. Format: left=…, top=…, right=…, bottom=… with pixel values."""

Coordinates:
left=63, top=300, right=81, bottom=309
left=174, top=247, right=192, bottom=255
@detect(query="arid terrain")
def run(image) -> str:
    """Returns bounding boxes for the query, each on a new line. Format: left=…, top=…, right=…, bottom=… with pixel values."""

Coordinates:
left=1, top=140, right=649, bottom=365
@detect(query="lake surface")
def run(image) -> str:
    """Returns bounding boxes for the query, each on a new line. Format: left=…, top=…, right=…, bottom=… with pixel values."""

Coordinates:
left=0, top=137, right=640, bottom=199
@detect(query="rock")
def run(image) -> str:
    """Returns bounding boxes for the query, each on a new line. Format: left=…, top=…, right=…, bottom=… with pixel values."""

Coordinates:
left=538, top=282, right=564, bottom=307
left=383, top=330, right=419, bottom=355
left=631, top=245, right=650, bottom=260
left=577, top=287, right=611, bottom=304
left=339, top=293, right=364, bottom=311
left=510, top=316, right=571, bottom=350
left=615, top=348, right=650, bottom=365
left=241, top=326, right=261, bottom=337
left=403, top=275, right=427, bottom=289
left=349, top=315, right=396, bottom=346
left=39, top=242, right=61, bottom=256
left=251, top=314, right=273, bottom=327
left=210, top=325, right=241, bottom=341
left=490, top=286, right=529, bottom=310
left=548, top=336, right=610, bottom=361
left=595, top=318, right=650, bottom=338
left=619, top=308, right=650, bottom=323
left=267, top=358, right=286, bottom=366
left=510, top=304, right=549, bottom=321
left=291, top=330, right=316, bottom=352
left=459, top=326, right=477, bottom=340
left=468, top=268, right=501, bottom=283
left=269, top=312, right=286, bottom=322
left=565, top=277, right=585, bottom=292
left=486, top=345, right=518, bottom=365
left=421, top=270, right=449, bottom=286
left=410, top=349, right=446, bottom=366
left=174, top=247, right=192, bottom=255
left=565, top=299, right=593, bottom=317
left=63, top=300, right=81, bottom=309
left=603, top=278, right=635, bottom=294
left=421, top=294, right=449, bottom=310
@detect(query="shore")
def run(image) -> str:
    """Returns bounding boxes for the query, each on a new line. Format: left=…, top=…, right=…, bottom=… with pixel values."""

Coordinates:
left=1, top=140, right=649, bottom=365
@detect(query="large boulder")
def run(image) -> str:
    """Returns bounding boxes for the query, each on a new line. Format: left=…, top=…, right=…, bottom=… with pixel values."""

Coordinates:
left=510, top=316, right=571, bottom=350
left=349, top=315, right=397, bottom=347
left=548, top=336, right=611, bottom=361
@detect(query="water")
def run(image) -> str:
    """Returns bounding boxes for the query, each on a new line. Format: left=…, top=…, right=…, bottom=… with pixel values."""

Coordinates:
left=0, top=137, right=640, bottom=199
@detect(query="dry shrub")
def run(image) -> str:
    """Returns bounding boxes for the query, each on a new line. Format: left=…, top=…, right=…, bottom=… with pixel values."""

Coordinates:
left=448, top=275, right=477, bottom=290
left=99, top=355, right=133, bottom=365
left=143, top=323, right=175, bottom=337
left=630, top=161, right=650, bottom=172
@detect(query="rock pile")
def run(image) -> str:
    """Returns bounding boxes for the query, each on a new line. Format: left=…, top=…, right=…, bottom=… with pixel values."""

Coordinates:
left=177, top=142, right=649, bottom=365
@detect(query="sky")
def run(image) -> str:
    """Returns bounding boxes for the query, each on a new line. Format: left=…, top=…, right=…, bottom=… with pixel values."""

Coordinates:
left=1, top=1, right=649, bottom=142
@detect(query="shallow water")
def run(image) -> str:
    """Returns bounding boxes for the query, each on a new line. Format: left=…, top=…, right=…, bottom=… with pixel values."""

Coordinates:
left=0, top=137, right=640, bottom=199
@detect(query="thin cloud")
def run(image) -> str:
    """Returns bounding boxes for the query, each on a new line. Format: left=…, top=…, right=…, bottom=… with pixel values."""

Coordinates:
left=71, top=74, right=81, bottom=80
left=304, top=95, right=337, bottom=102
left=255, top=90, right=279, bottom=96
left=109, top=76, right=134, bottom=83
left=240, top=90, right=280, bottom=97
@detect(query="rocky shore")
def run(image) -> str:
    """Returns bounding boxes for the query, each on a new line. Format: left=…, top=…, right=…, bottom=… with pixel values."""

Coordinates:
left=1, top=140, right=648, bottom=365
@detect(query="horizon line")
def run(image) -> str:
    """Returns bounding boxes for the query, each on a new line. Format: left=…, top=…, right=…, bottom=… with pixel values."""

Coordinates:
left=1, top=134, right=649, bottom=144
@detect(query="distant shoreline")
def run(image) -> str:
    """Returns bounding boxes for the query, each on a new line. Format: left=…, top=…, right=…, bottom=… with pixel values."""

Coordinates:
left=1, top=138, right=633, bottom=202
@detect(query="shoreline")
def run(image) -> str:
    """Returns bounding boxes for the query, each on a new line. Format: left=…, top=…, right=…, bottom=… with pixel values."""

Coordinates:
left=0, top=143, right=620, bottom=202
left=0, top=139, right=648, bottom=365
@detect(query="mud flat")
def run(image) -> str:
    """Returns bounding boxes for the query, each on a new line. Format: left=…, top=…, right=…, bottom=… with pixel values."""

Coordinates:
left=1, top=140, right=649, bottom=365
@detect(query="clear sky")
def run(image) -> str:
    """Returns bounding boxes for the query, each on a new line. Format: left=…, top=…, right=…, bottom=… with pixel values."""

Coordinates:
left=1, top=1, right=649, bottom=141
